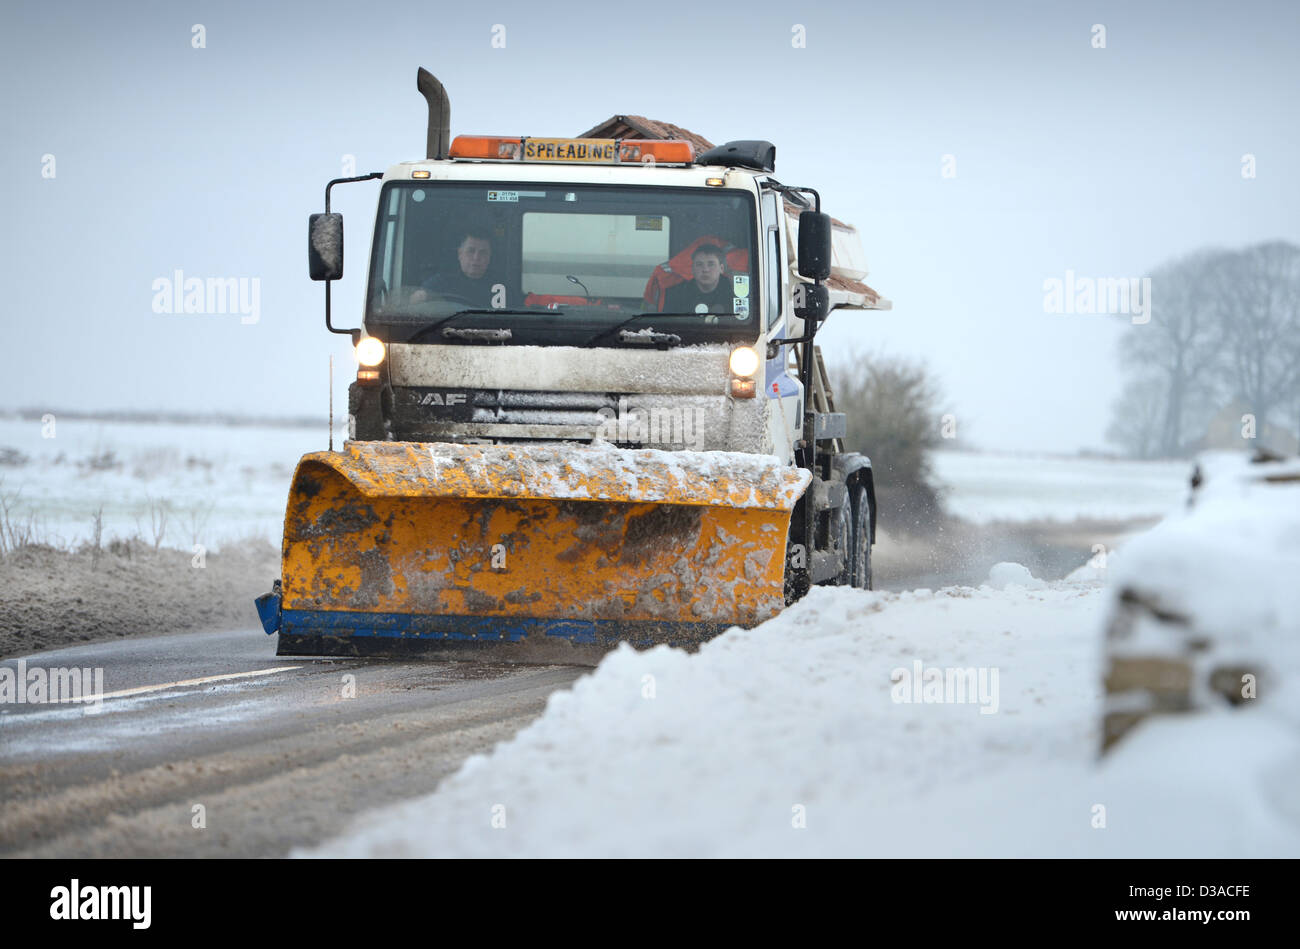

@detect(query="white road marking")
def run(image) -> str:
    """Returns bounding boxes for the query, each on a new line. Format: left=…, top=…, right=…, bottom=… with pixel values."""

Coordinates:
left=95, top=666, right=302, bottom=702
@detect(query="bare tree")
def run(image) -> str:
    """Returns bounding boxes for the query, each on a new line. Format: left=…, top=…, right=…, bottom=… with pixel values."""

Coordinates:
left=0, top=481, right=42, bottom=556
left=89, top=505, right=104, bottom=569
left=147, top=495, right=170, bottom=550
left=1209, top=242, right=1300, bottom=442
left=1113, top=249, right=1226, bottom=457
left=183, top=501, right=215, bottom=548
left=1109, top=241, right=1300, bottom=457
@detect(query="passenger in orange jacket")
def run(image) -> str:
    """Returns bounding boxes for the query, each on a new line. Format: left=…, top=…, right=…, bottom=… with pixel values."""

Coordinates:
left=662, top=243, right=732, bottom=315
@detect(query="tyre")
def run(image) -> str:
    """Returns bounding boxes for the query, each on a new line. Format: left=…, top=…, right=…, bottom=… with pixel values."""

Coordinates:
left=850, top=484, right=873, bottom=590
left=784, top=513, right=812, bottom=604
left=832, top=493, right=854, bottom=586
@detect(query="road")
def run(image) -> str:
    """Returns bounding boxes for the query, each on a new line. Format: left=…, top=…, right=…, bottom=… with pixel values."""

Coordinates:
left=0, top=629, right=587, bottom=857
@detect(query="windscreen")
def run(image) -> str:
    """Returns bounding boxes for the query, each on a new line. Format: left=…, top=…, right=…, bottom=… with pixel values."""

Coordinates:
left=364, top=181, right=758, bottom=347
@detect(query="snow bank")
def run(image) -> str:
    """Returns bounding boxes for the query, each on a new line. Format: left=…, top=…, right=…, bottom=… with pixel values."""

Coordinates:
left=1100, top=451, right=1300, bottom=755
left=303, top=573, right=1300, bottom=857
left=1108, top=452, right=1300, bottom=674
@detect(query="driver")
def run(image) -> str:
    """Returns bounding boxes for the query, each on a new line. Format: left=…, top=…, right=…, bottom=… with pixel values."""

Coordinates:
left=663, top=243, right=732, bottom=314
left=410, top=229, right=499, bottom=306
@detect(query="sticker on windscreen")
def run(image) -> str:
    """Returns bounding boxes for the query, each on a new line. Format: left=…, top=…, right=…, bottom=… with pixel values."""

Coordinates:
left=732, top=274, right=750, bottom=297
left=487, top=191, right=518, bottom=202
left=733, top=298, right=750, bottom=318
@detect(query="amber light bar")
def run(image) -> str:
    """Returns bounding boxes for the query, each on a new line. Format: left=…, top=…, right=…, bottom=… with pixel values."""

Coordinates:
left=448, top=135, right=694, bottom=165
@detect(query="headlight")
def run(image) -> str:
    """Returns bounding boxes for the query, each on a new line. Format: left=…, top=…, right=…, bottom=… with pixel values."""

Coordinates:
left=729, top=346, right=760, bottom=378
left=356, top=337, right=385, bottom=367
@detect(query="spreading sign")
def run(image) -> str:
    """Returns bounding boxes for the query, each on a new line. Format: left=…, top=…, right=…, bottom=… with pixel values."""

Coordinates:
left=523, top=139, right=618, bottom=163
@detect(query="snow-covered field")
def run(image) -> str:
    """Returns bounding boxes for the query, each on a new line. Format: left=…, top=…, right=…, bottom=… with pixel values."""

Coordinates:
left=932, top=450, right=1191, bottom=523
left=0, top=416, right=327, bottom=549
left=1, top=416, right=1190, bottom=552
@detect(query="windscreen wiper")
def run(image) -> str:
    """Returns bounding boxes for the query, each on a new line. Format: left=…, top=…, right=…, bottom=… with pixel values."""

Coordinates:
left=407, top=308, right=552, bottom=344
left=583, top=311, right=698, bottom=348
left=617, top=329, right=681, bottom=347
left=443, top=327, right=512, bottom=341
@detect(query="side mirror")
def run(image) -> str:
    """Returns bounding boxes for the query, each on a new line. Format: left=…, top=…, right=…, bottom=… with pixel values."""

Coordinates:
left=794, top=283, right=828, bottom=322
left=309, top=213, right=344, bottom=281
left=797, top=211, right=832, bottom=281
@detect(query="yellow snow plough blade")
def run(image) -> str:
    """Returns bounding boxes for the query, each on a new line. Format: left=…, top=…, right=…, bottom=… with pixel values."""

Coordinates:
left=259, top=442, right=810, bottom=662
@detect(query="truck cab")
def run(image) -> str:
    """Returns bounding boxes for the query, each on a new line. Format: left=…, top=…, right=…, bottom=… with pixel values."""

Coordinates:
left=346, top=136, right=884, bottom=456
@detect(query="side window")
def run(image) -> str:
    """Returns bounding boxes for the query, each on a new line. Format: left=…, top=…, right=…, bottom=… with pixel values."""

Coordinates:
left=373, top=188, right=401, bottom=304
left=762, top=192, right=782, bottom=329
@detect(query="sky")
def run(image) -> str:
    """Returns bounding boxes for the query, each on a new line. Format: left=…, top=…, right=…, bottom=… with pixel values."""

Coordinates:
left=2, top=0, right=1297, bottom=453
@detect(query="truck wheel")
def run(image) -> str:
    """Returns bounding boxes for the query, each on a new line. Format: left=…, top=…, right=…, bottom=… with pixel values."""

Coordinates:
left=850, top=485, right=873, bottom=590
left=784, top=546, right=811, bottom=604
left=832, top=496, right=853, bottom=585
left=784, top=514, right=812, bottom=604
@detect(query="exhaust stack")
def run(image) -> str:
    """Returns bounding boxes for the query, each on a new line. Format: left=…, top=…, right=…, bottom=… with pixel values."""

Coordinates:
left=417, top=67, right=450, bottom=160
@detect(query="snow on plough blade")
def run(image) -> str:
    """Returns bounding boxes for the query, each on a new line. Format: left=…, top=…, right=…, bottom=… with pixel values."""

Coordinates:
left=257, top=442, right=810, bottom=663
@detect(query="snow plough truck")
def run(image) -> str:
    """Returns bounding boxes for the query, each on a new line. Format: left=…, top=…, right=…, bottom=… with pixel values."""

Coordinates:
left=255, top=68, right=890, bottom=662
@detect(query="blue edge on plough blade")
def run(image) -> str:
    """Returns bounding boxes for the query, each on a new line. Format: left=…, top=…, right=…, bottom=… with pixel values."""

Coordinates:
left=255, top=591, right=732, bottom=651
